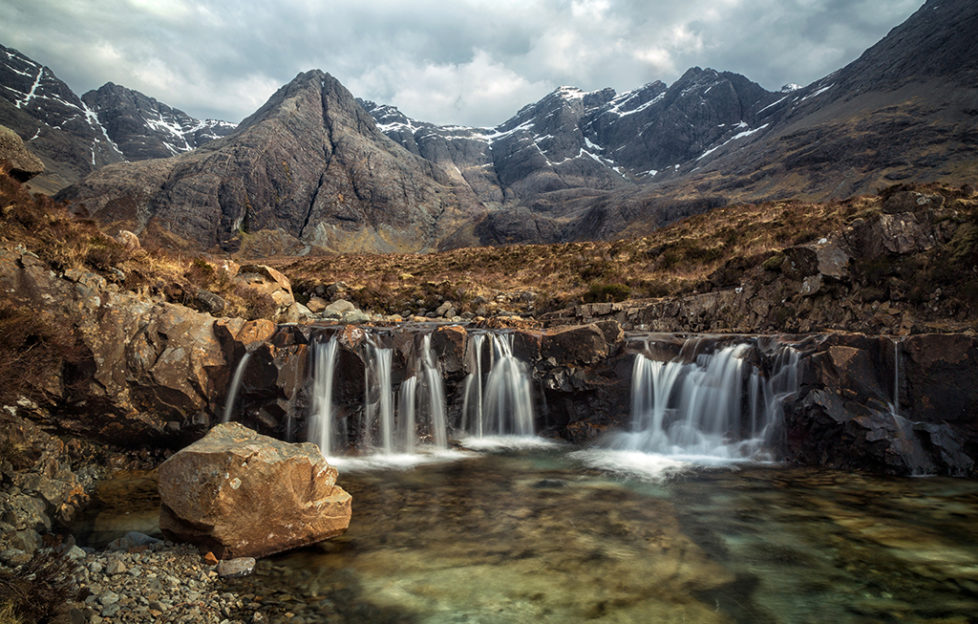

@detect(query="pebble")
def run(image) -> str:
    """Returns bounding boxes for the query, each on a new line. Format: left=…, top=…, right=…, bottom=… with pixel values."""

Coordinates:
left=218, top=557, right=256, bottom=578
left=105, top=558, right=127, bottom=575
left=99, top=591, right=120, bottom=606
left=55, top=541, right=256, bottom=623
left=66, top=545, right=87, bottom=560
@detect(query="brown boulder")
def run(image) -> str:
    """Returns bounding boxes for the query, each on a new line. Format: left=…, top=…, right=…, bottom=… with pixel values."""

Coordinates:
left=0, top=125, right=45, bottom=182
left=158, top=423, right=351, bottom=559
left=235, top=264, right=295, bottom=309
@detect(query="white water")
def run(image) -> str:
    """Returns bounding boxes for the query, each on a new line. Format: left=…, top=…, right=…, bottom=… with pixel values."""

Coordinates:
left=310, top=338, right=340, bottom=456
left=420, top=334, right=449, bottom=448
left=221, top=351, right=252, bottom=423
left=600, top=340, right=801, bottom=463
left=463, top=333, right=536, bottom=437
left=397, top=376, right=418, bottom=454
left=461, top=333, right=486, bottom=436
left=363, top=343, right=395, bottom=453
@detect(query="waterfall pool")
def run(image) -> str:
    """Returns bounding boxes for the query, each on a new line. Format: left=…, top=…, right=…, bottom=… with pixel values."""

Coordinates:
left=81, top=448, right=978, bottom=623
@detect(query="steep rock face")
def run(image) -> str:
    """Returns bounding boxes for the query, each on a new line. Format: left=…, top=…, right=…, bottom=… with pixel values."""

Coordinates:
left=158, top=422, right=351, bottom=558
left=81, top=82, right=235, bottom=159
left=783, top=333, right=977, bottom=476
left=58, top=71, right=467, bottom=253
left=0, top=43, right=125, bottom=192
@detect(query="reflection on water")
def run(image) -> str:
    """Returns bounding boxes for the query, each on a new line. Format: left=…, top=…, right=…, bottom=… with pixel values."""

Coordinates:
left=219, top=451, right=978, bottom=623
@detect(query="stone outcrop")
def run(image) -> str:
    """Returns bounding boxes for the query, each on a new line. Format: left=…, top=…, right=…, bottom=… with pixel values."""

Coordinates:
left=0, top=408, right=96, bottom=563
left=782, top=333, right=978, bottom=476
left=158, top=422, right=351, bottom=558
left=0, top=242, right=309, bottom=444
left=219, top=320, right=978, bottom=475
left=0, top=124, right=44, bottom=181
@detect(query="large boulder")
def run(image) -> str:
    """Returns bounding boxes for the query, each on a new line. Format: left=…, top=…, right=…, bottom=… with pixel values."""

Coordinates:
left=158, top=422, right=351, bottom=558
left=0, top=125, right=45, bottom=182
left=234, top=264, right=295, bottom=310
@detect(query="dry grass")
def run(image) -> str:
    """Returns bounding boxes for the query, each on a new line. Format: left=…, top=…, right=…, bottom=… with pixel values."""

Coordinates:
left=0, top=551, right=76, bottom=624
left=0, top=173, right=281, bottom=321
left=272, top=194, right=870, bottom=316
left=0, top=603, right=24, bottom=624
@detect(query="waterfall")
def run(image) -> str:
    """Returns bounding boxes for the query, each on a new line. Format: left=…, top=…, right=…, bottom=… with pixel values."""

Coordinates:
left=354, top=332, right=447, bottom=454
left=611, top=340, right=801, bottom=459
left=461, top=333, right=486, bottom=436
left=363, top=343, right=395, bottom=453
left=221, top=351, right=252, bottom=423
left=397, top=376, right=417, bottom=454
left=419, top=334, right=449, bottom=448
left=310, top=338, right=339, bottom=456
left=890, top=337, right=903, bottom=416
left=481, top=333, right=536, bottom=436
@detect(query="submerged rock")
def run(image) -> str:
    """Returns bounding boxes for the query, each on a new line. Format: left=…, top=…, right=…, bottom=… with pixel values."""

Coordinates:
left=158, top=422, right=351, bottom=558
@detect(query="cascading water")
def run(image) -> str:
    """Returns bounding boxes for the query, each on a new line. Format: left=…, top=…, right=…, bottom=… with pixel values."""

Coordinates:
left=461, top=333, right=486, bottom=436
left=607, top=340, right=801, bottom=460
left=221, top=351, right=252, bottom=423
left=397, top=376, right=417, bottom=454
left=889, top=337, right=903, bottom=416
left=310, top=338, right=340, bottom=456
left=419, top=334, right=449, bottom=448
left=462, top=332, right=535, bottom=437
left=363, top=343, right=395, bottom=453
left=350, top=332, right=448, bottom=455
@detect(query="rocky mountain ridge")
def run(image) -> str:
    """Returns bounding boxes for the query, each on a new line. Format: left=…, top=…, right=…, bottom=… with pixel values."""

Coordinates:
left=0, top=44, right=235, bottom=193
left=81, top=82, right=235, bottom=160
left=361, top=0, right=978, bottom=245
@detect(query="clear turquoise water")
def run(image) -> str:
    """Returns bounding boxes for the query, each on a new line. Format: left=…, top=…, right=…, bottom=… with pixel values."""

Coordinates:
left=222, top=448, right=978, bottom=623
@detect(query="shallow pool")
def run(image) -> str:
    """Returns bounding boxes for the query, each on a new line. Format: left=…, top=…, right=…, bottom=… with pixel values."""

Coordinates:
left=219, top=448, right=978, bottom=623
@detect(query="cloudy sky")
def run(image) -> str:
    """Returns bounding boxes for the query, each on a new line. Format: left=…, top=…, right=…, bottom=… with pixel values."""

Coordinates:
left=1, top=0, right=924, bottom=128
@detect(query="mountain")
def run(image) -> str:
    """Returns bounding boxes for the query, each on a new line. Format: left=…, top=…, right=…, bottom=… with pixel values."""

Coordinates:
left=359, top=0, right=978, bottom=245
left=0, top=44, right=235, bottom=193
left=0, top=43, right=125, bottom=192
left=603, top=0, right=978, bottom=234
left=359, top=67, right=778, bottom=243
left=56, top=70, right=469, bottom=253
left=53, top=0, right=978, bottom=251
left=81, top=82, right=235, bottom=160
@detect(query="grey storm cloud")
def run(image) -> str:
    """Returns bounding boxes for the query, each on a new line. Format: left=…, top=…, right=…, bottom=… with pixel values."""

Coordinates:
left=0, top=0, right=923, bottom=127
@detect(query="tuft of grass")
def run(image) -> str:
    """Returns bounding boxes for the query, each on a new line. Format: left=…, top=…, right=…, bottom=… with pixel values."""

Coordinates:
left=583, top=282, right=631, bottom=303
left=0, top=602, right=24, bottom=624
left=0, top=551, right=77, bottom=624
